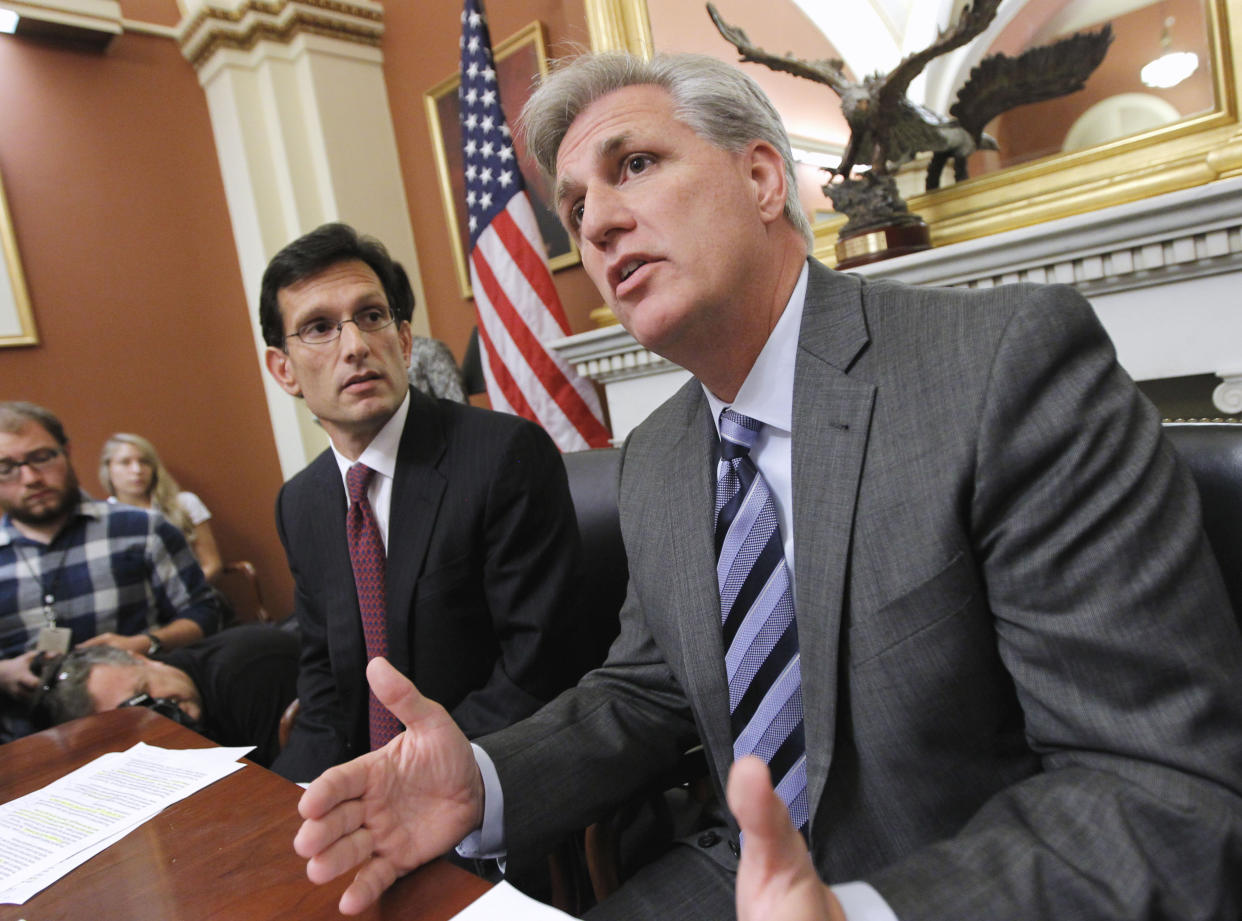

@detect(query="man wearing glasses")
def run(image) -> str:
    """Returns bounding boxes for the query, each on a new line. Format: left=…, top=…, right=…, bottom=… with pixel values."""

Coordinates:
left=260, top=223, right=582, bottom=786
left=0, top=401, right=221, bottom=742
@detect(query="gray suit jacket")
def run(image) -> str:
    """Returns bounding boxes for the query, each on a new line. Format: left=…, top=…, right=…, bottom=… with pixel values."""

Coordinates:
left=481, top=260, right=1242, bottom=918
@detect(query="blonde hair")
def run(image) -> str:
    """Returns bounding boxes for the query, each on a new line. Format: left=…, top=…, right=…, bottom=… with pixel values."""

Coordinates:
left=99, top=433, right=195, bottom=538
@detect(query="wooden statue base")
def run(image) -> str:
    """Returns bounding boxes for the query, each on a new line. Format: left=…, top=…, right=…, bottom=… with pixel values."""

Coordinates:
left=835, top=222, right=931, bottom=269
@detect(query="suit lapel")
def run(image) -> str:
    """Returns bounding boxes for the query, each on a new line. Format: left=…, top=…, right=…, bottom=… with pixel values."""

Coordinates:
left=661, top=394, right=736, bottom=787
left=385, top=389, right=448, bottom=675
left=791, top=262, right=875, bottom=822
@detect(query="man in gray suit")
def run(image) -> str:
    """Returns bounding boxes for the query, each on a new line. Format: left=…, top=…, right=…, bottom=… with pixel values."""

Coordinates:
left=293, top=52, right=1242, bottom=919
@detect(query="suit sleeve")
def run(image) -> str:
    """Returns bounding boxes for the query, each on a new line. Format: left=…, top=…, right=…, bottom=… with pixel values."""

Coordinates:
left=477, top=433, right=701, bottom=860
left=447, top=421, right=583, bottom=736
left=867, top=286, right=1242, bottom=919
left=269, top=485, right=351, bottom=783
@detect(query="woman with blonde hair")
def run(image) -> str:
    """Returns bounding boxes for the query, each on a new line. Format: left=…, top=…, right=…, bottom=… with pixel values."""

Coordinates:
left=99, top=434, right=222, bottom=582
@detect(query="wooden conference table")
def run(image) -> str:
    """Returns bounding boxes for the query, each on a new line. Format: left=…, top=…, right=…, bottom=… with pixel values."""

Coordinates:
left=0, top=708, right=492, bottom=920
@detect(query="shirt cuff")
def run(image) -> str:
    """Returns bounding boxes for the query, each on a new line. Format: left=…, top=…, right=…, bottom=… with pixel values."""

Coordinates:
left=455, top=743, right=506, bottom=859
left=832, top=881, right=899, bottom=921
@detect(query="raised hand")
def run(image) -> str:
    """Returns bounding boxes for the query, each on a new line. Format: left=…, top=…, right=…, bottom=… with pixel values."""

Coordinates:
left=728, top=757, right=845, bottom=921
left=293, top=657, right=486, bottom=915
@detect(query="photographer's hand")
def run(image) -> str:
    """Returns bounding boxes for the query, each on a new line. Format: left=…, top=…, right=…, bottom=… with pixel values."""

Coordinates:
left=0, top=650, right=40, bottom=699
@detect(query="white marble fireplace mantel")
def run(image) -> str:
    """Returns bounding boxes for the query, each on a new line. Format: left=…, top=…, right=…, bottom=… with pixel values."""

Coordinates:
left=551, top=176, right=1242, bottom=441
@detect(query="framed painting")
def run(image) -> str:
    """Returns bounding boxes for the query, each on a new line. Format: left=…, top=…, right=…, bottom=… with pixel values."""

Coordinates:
left=425, top=20, right=578, bottom=299
left=0, top=164, right=36, bottom=347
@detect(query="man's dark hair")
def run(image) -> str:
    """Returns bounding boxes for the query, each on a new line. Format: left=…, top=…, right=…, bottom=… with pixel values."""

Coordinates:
left=258, top=222, right=416, bottom=348
left=0, top=401, right=69, bottom=446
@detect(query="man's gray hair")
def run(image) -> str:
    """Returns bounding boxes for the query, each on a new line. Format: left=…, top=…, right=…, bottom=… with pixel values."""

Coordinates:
left=43, top=646, right=141, bottom=725
left=519, top=51, right=814, bottom=252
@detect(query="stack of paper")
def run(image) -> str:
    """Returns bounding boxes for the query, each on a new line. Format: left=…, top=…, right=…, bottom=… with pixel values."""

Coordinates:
left=0, top=742, right=252, bottom=905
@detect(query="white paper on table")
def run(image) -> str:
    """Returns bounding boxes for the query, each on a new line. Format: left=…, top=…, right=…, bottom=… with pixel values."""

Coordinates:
left=0, top=741, right=252, bottom=905
left=449, top=881, right=576, bottom=920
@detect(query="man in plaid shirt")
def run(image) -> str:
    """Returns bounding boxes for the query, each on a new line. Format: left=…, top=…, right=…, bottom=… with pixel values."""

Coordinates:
left=0, top=402, right=220, bottom=741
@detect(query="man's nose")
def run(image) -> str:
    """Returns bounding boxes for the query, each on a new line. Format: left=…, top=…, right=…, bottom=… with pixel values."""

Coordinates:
left=338, top=318, right=370, bottom=358
left=18, top=462, right=44, bottom=485
left=579, top=183, right=632, bottom=251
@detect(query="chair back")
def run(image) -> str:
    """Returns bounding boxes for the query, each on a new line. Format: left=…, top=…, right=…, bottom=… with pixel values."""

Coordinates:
left=562, top=447, right=628, bottom=672
left=216, top=560, right=271, bottom=624
left=1164, top=422, right=1242, bottom=621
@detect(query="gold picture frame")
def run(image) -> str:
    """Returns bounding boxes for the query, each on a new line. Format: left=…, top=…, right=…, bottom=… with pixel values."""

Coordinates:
left=425, top=20, right=579, bottom=300
left=583, top=0, right=1242, bottom=264
left=0, top=164, right=36, bottom=347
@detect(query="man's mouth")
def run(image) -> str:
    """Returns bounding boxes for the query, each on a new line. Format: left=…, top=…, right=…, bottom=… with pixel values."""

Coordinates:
left=619, top=259, right=646, bottom=283
left=342, top=371, right=382, bottom=391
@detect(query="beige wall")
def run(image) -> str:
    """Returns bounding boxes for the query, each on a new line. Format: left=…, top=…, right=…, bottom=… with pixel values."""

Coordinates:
left=0, top=21, right=293, bottom=617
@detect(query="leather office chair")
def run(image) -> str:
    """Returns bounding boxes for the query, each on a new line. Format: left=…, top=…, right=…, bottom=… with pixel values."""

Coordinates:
left=561, top=448, right=628, bottom=672
left=216, top=560, right=272, bottom=624
left=1163, top=421, right=1242, bottom=621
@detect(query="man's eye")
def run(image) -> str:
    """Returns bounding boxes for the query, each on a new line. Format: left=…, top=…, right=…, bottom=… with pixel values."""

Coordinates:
left=360, top=308, right=385, bottom=322
left=28, top=449, right=56, bottom=464
left=0, top=462, right=15, bottom=476
left=301, top=319, right=333, bottom=336
left=625, top=154, right=651, bottom=174
left=568, top=203, right=585, bottom=228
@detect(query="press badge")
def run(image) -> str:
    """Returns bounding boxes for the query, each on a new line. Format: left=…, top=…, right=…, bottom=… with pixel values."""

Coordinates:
left=36, top=626, right=72, bottom=655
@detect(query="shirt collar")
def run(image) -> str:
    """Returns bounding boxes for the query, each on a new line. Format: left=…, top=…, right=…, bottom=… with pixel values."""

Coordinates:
left=705, top=261, right=808, bottom=435
left=332, top=389, right=411, bottom=487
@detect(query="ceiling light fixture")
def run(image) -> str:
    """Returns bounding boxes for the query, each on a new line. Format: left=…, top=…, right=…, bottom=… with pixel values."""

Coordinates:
left=1141, top=15, right=1199, bottom=89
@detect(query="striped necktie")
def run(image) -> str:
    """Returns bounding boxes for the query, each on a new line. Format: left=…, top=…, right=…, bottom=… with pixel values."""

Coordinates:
left=346, top=462, right=402, bottom=750
left=715, top=409, right=809, bottom=831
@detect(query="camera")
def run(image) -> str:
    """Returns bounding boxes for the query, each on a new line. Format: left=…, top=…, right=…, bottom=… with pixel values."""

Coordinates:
left=119, top=693, right=200, bottom=729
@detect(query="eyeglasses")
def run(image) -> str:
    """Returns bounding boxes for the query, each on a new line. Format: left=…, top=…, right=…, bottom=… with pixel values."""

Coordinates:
left=285, top=306, right=396, bottom=346
left=0, top=446, right=65, bottom=482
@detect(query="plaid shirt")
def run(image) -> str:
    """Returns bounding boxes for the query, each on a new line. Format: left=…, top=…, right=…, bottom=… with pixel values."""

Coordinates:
left=0, top=492, right=220, bottom=658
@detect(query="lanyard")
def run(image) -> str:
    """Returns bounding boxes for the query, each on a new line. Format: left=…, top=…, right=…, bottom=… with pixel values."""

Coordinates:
left=13, top=539, right=72, bottom=627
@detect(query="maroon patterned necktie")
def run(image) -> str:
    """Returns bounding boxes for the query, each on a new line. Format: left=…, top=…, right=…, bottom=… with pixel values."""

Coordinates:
left=346, top=462, right=402, bottom=749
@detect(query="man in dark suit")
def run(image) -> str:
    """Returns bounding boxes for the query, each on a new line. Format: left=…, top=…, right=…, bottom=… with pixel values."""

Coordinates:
left=291, top=55, right=1242, bottom=920
left=259, top=223, right=581, bottom=783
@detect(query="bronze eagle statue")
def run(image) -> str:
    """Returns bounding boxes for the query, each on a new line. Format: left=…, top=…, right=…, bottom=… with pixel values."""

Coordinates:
left=707, top=1, right=1113, bottom=193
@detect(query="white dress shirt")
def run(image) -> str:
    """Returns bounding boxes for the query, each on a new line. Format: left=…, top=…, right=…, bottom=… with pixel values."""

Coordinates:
left=330, top=391, right=411, bottom=547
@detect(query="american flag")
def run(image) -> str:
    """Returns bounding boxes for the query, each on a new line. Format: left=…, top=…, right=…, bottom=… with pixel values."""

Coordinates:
left=459, top=0, right=611, bottom=451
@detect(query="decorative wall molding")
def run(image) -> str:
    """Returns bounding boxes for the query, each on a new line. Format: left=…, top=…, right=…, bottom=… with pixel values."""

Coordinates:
left=1214, top=373, right=1242, bottom=414
left=853, top=175, right=1242, bottom=299
left=551, top=323, right=674, bottom=384
left=178, top=0, right=382, bottom=71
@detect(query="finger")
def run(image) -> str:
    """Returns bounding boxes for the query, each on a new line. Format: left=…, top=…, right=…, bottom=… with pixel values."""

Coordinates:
left=339, top=858, right=400, bottom=916
left=728, top=757, right=801, bottom=861
left=17, top=672, right=40, bottom=692
left=366, top=656, right=447, bottom=732
left=303, top=824, right=374, bottom=885
left=294, top=797, right=368, bottom=857
left=299, top=753, right=378, bottom=820
left=76, top=634, right=108, bottom=648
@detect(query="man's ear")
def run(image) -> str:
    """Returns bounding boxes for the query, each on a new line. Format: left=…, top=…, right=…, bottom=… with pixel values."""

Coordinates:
left=398, top=320, right=414, bottom=367
left=264, top=347, right=303, bottom=398
left=747, top=140, right=789, bottom=225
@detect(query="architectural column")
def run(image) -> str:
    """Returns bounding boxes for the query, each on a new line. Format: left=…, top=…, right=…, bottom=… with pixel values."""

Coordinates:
left=178, top=0, right=427, bottom=477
